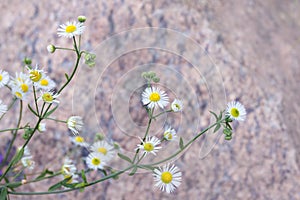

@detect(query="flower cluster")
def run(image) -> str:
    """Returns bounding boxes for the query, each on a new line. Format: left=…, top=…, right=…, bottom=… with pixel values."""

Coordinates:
left=0, top=16, right=247, bottom=198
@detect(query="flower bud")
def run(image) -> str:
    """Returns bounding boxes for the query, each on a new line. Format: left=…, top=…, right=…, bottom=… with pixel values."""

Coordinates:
left=78, top=15, right=87, bottom=23
left=47, top=44, right=56, bottom=53
left=24, top=57, right=32, bottom=65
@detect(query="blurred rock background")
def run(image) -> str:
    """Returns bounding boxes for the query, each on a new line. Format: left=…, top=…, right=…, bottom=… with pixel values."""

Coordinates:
left=0, top=0, right=299, bottom=199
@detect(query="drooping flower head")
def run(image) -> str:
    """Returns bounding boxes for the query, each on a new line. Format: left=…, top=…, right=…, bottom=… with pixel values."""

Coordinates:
left=226, top=101, right=246, bottom=121
left=142, top=87, right=169, bottom=109
left=171, top=99, right=183, bottom=112
left=136, top=136, right=161, bottom=156
left=163, top=126, right=177, bottom=141
left=153, top=163, right=182, bottom=193
left=67, top=116, right=84, bottom=135
left=57, top=21, right=85, bottom=38
left=0, top=69, right=9, bottom=88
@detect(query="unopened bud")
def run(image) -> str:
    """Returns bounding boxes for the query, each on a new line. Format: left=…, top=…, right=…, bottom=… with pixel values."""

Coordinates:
left=78, top=15, right=87, bottom=23
left=47, top=44, right=56, bottom=53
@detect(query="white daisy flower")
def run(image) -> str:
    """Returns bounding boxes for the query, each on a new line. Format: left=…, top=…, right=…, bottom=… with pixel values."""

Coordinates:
left=163, top=126, right=177, bottom=141
left=71, top=136, right=89, bottom=147
left=67, top=116, right=84, bottom=135
left=57, top=21, right=85, bottom=38
left=35, top=75, right=56, bottom=91
left=142, top=87, right=169, bottom=109
left=11, top=87, right=27, bottom=100
left=10, top=72, right=32, bottom=99
left=0, top=69, right=10, bottom=88
left=38, top=90, right=60, bottom=104
left=136, top=136, right=161, bottom=156
left=226, top=101, right=246, bottom=121
left=17, top=146, right=31, bottom=157
left=0, top=100, right=7, bottom=117
left=171, top=99, right=183, bottom=112
left=86, top=153, right=106, bottom=170
left=38, top=123, right=46, bottom=132
left=90, top=141, right=115, bottom=161
left=153, top=163, right=182, bottom=193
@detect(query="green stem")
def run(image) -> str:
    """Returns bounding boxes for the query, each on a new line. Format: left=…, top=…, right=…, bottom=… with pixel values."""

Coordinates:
left=132, top=107, right=154, bottom=163
left=55, top=47, right=76, bottom=52
left=141, top=118, right=226, bottom=167
left=152, top=109, right=172, bottom=119
left=0, top=101, right=23, bottom=180
left=0, top=98, right=17, bottom=121
left=45, top=117, right=67, bottom=123
left=32, top=86, right=39, bottom=115
left=7, top=165, right=134, bottom=195
left=0, top=127, right=27, bottom=133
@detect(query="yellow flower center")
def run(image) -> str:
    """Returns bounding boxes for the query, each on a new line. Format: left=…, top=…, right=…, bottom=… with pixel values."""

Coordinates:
left=75, top=136, right=84, bottom=143
left=98, top=147, right=107, bottom=155
left=40, top=79, right=49, bottom=86
left=161, top=171, right=173, bottom=184
left=30, top=71, right=42, bottom=82
left=144, top=142, right=154, bottom=152
left=174, top=104, right=180, bottom=109
left=21, top=84, right=29, bottom=92
left=91, top=157, right=101, bottom=166
left=15, top=91, right=23, bottom=99
left=164, top=132, right=172, bottom=140
left=42, top=93, right=53, bottom=102
left=66, top=25, right=77, bottom=33
left=149, top=92, right=160, bottom=102
left=0, top=74, right=2, bottom=81
left=230, top=108, right=240, bottom=118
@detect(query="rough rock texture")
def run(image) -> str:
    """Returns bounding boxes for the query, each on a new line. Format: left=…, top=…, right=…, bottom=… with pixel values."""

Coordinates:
left=0, top=0, right=299, bottom=200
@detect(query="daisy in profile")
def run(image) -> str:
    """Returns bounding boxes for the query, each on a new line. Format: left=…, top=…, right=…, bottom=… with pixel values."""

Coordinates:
left=67, top=116, right=84, bottom=135
left=226, top=101, right=246, bottom=121
left=86, top=153, right=106, bottom=170
left=171, top=99, right=183, bottom=112
left=71, top=136, right=89, bottom=147
left=136, top=136, right=161, bottom=156
left=61, top=157, right=78, bottom=183
left=163, top=126, right=177, bottom=141
left=38, top=90, right=60, bottom=104
left=0, top=100, right=7, bottom=117
left=0, top=69, right=9, bottom=88
left=57, top=21, right=85, bottom=38
left=90, top=141, right=115, bottom=161
left=153, top=163, right=182, bottom=193
left=142, top=87, right=169, bottom=109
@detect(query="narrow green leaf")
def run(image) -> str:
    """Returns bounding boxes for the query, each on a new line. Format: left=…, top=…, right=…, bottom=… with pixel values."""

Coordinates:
left=209, top=111, right=218, bottom=121
left=28, top=104, right=39, bottom=117
left=0, top=187, right=8, bottom=200
left=117, top=153, right=132, bottom=163
left=35, top=169, right=54, bottom=180
left=138, top=165, right=155, bottom=171
left=81, top=170, right=87, bottom=183
left=179, top=137, right=184, bottom=150
left=48, top=176, right=72, bottom=191
left=7, top=182, right=22, bottom=189
left=11, top=148, right=24, bottom=166
left=218, top=111, right=223, bottom=120
left=65, top=73, right=69, bottom=80
left=213, top=123, right=221, bottom=133
left=129, top=166, right=138, bottom=176
left=43, top=105, right=58, bottom=118
left=75, top=182, right=86, bottom=192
